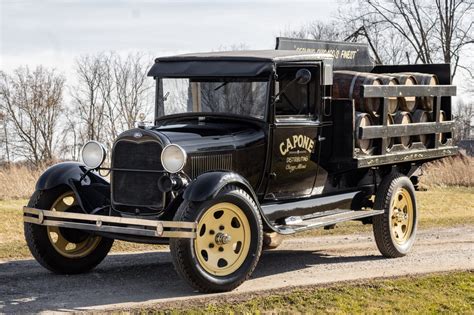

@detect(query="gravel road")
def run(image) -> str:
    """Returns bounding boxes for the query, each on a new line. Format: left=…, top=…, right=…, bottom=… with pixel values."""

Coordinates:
left=1, top=225, right=472, bottom=313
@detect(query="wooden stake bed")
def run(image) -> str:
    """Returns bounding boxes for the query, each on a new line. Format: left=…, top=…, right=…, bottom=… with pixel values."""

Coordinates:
left=351, top=84, right=458, bottom=166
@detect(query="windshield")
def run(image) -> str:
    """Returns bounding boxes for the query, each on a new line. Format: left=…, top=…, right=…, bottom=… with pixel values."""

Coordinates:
left=159, top=78, right=268, bottom=120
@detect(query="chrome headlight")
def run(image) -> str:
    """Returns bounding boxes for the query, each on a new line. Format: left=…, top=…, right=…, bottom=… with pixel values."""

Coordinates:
left=161, top=144, right=186, bottom=173
left=81, top=141, right=107, bottom=169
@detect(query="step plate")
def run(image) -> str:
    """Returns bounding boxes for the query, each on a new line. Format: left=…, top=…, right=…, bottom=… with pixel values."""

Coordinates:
left=277, top=209, right=384, bottom=234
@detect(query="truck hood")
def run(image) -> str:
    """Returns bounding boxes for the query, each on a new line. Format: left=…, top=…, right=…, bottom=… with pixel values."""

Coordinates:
left=152, top=117, right=266, bottom=154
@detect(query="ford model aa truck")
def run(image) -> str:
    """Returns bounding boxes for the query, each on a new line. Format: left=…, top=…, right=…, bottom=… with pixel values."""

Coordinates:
left=23, top=39, right=457, bottom=293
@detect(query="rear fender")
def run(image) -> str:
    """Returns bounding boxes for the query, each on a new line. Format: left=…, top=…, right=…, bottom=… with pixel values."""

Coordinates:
left=35, top=162, right=110, bottom=213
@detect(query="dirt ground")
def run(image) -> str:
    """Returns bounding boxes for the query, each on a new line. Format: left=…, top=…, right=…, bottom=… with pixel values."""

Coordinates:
left=0, top=225, right=472, bottom=313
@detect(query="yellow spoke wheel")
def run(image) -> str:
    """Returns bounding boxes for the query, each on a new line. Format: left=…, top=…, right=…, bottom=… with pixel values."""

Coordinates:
left=194, top=202, right=251, bottom=276
left=47, top=192, right=101, bottom=258
left=390, top=187, right=414, bottom=244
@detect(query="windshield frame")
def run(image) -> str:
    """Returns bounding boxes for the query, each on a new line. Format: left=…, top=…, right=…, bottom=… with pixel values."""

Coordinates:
left=154, top=76, right=272, bottom=123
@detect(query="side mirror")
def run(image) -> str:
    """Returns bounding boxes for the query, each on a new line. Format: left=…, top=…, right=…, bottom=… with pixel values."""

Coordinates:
left=296, top=69, right=312, bottom=85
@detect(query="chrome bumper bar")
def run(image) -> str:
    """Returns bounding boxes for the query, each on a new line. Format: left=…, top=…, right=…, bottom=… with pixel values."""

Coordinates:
left=23, top=207, right=197, bottom=239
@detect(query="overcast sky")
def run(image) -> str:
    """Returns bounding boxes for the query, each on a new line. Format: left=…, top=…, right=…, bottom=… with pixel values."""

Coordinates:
left=1, top=0, right=339, bottom=74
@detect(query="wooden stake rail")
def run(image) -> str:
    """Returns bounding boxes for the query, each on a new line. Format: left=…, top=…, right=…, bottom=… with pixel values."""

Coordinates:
left=360, top=84, right=456, bottom=155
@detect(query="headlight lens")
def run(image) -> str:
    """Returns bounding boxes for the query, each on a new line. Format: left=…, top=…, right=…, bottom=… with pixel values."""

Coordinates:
left=81, top=141, right=107, bottom=169
left=161, top=144, right=186, bottom=173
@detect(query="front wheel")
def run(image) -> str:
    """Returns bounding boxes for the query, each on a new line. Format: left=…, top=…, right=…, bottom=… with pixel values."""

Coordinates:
left=24, top=187, right=114, bottom=274
left=373, top=173, right=418, bottom=258
left=170, top=185, right=263, bottom=293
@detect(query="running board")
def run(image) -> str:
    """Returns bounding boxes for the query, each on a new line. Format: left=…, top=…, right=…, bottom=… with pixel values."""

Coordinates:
left=276, top=209, right=384, bottom=234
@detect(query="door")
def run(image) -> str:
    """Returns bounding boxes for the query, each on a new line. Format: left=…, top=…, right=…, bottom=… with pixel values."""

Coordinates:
left=265, top=66, right=322, bottom=200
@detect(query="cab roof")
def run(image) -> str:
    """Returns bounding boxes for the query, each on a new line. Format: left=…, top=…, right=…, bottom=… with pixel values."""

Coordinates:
left=147, top=50, right=332, bottom=78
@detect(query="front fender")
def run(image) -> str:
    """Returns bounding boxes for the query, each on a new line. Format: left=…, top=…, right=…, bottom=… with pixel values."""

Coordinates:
left=183, top=171, right=257, bottom=203
left=36, top=162, right=92, bottom=191
left=35, top=162, right=110, bottom=213
left=182, top=171, right=278, bottom=233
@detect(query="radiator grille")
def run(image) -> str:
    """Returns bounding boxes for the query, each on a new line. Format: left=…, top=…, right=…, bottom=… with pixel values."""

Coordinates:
left=191, top=153, right=233, bottom=178
left=112, top=140, right=164, bottom=212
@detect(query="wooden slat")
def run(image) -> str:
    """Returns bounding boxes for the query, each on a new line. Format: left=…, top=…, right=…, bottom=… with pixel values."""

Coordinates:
left=356, top=146, right=458, bottom=167
left=359, top=121, right=454, bottom=140
left=361, top=85, right=456, bottom=98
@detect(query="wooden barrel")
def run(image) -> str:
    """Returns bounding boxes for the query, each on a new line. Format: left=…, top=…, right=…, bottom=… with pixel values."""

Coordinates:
left=386, top=114, right=395, bottom=151
left=378, top=75, right=400, bottom=114
left=412, top=110, right=430, bottom=147
left=405, top=72, right=438, bottom=110
left=389, top=73, right=417, bottom=112
left=394, top=111, right=413, bottom=148
left=438, top=110, right=447, bottom=144
left=355, top=112, right=373, bottom=154
left=333, top=71, right=383, bottom=117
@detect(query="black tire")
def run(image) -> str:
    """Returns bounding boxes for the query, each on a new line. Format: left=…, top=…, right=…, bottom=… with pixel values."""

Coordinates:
left=170, top=185, right=263, bottom=293
left=373, top=173, right=418, bottom=258
left=24, top=186, right=114, bottom=274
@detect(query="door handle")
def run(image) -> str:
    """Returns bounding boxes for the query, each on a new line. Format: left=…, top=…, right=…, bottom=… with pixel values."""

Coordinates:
left=318, top=135, right=326, bottom=142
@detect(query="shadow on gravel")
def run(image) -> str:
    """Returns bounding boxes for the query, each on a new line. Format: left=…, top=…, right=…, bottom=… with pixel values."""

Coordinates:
left=0, top=249, right=383, bottom=313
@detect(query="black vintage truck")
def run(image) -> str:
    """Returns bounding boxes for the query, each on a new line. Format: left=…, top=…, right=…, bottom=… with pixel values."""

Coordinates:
left=23, top=39, right=457, bottom=292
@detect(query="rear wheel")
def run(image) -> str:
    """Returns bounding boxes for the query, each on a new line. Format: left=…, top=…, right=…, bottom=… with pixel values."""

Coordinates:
left=170, top=185, right=263, bottom=292
left=373, top=173, right=417, bottom=257
left=24, top=187, right=114, bottom=274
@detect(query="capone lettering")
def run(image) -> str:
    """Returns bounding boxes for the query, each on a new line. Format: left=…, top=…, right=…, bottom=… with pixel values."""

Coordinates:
left=279, top=135, right=315, bottom=155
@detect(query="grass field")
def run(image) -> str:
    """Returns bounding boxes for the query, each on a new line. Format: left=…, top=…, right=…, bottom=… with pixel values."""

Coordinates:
left=0, top=187, right=472, bottom=260
left=150, top=271, right=474, bottom=314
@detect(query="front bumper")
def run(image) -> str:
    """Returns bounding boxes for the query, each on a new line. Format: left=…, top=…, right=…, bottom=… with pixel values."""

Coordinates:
left=23, top=207, right=197, bottom=239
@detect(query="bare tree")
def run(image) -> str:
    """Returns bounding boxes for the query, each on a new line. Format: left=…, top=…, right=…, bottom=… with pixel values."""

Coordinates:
left=0, top=67, right=65, bottom=166
left=113, top=53, right=152, bottom=130
left=279, top=21, right=346, bottom=41
left=344, top=0, right=473, bottom=78
left=453, top=99, right=474, bottom=142
left=71, top=54, right=109, bottom=146
left=0, top=111, right=10, bottom=163
left=70, top=52, right=153, bottom=150
left=57, top=109, right=82, bottom=161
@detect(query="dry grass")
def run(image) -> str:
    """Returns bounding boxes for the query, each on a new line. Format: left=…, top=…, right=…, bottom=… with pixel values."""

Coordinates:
left=0, top=164, right=42, bottom=200
left=0, top=154, right=471, bottom=200
left=420, top=155, right=473, bottom=188
left=1, top=187, right=472, bottom=260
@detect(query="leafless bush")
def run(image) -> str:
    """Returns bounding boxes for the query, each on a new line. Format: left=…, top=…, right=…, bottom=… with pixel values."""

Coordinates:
left=0, top=164, right=44, bottom=200
left=421, top=155, right=473, bottom=187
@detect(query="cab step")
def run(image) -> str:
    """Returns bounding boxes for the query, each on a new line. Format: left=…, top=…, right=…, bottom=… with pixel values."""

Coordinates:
left=276, top=209, right=384, bottom=234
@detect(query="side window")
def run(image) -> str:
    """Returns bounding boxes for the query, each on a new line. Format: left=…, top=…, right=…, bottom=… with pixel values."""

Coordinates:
left=275, top=67, right=318, bottom=120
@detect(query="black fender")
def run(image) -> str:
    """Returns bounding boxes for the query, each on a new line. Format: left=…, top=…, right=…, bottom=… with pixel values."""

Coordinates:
left=183, top=172, right=258, bottom=203
left=35, top=162, right=110, bottom=213
left=182, top=171, right=278, bottom=232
